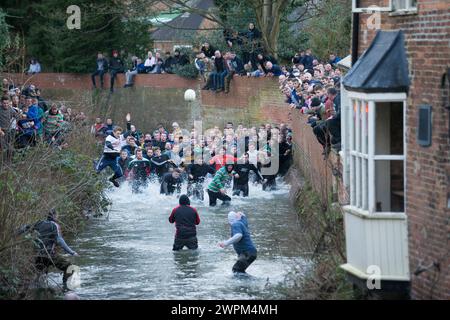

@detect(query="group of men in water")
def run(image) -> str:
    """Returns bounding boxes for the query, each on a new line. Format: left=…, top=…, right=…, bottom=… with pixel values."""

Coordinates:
left=92, top=114, right=293, bottom=275
left=21, top=115, right=293, bottom=292
left=93, top=114, right=293, bottom=207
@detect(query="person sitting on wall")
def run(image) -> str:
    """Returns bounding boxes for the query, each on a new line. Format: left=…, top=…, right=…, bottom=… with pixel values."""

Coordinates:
left=150, top=52, right=164, bottom=74
left=108, top=50, right=124, bottom=93
left=195, top=52, right=207, bottom=82
left=162, top=51, right=176, bottom=74
left=174, top=49, right=190, bottom=66
left=91, top=52, right=109, bottom=89
left=144, top=51, right=156, bottom=73
left=124, top=56, right=139, bottom=88
left=27, top=58, right=41, bottom=74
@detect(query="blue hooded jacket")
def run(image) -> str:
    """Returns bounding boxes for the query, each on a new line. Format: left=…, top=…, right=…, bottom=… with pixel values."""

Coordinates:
left=229, top=214, right=257, bottom=255
left=27, top=104, right=42, bottom=130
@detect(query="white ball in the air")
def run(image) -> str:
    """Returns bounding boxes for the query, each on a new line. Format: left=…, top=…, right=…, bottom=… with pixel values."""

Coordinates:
left=184, top=89, right=196, bottom=102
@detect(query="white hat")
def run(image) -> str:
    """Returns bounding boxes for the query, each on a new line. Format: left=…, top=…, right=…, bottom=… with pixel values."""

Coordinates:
left=228, top=211, right=241, bottom=225
left=172, top=122, right=179, bottom=128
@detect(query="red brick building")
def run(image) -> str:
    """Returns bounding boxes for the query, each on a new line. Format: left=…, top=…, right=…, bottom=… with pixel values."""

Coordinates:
left=340, top=0, right=449, bottom=299
left=151, top=0, right=218, bottom=53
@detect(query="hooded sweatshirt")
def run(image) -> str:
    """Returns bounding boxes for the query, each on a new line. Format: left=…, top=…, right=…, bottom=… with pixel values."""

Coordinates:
left=224, top=212, right=256, bottom=255
left=208, top=166, right=234, bottom=192
left=169, top=195, right=200, bottom=239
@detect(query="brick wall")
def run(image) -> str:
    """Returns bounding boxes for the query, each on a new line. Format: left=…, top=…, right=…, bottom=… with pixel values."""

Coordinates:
left=356, top=0, right=450, bottom=300
left=2, top=73, right=289, bottom=131
left=290, top=112, right=346, bottom=204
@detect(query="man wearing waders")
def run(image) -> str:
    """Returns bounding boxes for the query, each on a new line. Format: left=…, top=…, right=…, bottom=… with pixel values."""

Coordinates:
left=95, top=126, right=124, bottom=187
left=219, top=211, right=257, bottom=273
left=169, top=195, right=201, bottom=251
left=19, top=209, right=78, bottom=289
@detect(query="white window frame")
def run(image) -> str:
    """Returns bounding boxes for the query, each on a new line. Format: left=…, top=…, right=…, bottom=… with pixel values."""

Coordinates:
left=392, top=0, right=417, bottom=11
left=352, top=0, right=393, bottom=13
left=345, top=91, right=407, bottom=215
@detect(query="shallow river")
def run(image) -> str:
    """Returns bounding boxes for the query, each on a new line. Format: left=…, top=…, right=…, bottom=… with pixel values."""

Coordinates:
left=68, top=178, right=307, bottom=299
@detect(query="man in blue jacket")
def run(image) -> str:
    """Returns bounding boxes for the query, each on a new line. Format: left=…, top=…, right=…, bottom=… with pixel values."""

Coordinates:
left=219, top=211, right=257, bottom=273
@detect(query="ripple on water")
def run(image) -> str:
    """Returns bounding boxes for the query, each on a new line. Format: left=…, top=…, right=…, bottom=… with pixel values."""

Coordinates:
left=71, top=178, right=309, bottom=299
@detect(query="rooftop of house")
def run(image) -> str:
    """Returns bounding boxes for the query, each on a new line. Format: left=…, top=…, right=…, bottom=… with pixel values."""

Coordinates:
left=343, top=30, right=410, bottom=93
left=151, top=0, right=215, bottom=41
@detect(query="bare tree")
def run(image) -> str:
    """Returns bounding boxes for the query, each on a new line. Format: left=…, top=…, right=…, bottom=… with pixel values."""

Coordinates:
left=131, top=0, right=318, bottom=58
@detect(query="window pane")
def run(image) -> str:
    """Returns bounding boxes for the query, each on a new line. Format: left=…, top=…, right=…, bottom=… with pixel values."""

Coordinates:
left=394, top=0, right=407, bottom=10
left=375, top=102, right=404, bottom=155
left=362, top=158, right=368, bottom=211
left=375, top=160, right=404, bottom=212
left=363, top=102, right=368, bottom=154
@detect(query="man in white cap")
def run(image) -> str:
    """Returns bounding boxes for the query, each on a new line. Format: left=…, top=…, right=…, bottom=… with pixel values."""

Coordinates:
left=218, top=211, right=257, bottom=273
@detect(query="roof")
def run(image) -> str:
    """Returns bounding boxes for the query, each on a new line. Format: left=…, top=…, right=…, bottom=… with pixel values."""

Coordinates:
left=343, top=30, right=410, bottom=93
left=337, top=55, right=352, bottom=70
left=151, top=0, right=215, bottom=41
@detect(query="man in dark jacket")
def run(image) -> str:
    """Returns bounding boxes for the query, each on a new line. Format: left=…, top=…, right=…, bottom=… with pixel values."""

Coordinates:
left=128, top=148, right=151, bottom=193
left=163, top=52, right=176, bottom=74
left=19, top=209, right=78, bottom=289
left=151, top=147, right=171, bottom=179
left=233, top=153, right=264, bottom=197
left=211, top=51, right=227, bottom=92
left=231, top=53, right=245, bottom=75
left=169, top=195, right=201, bottom=251
left=108, top=50, right=124, bottom=93
left=302, top=48, right=314, bottom=72
left=174, top=49, right=190, bottom=66
left=91, top=52, right=108, bottom=89
left=201, top=42, right=216, bottom=58
left=160, top=169, right=182, bottom=195
left=186, top=157, right=216, bottom=200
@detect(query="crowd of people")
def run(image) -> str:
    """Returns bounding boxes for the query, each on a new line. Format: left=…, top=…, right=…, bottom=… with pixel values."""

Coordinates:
left=92, top=113, right=293, bottom=206
left=277, top=49, right=343, bottom=157
left=89, top=21, right=343, bottom=158
left=5, top=21, right=346, bottom=286
left=88, top=22, right=285, bottom=94
left=0, top=80, right=87, bottom=161
left=91, top=113, right=293, bottom=277
left=91, top=49, right=191, bottom=93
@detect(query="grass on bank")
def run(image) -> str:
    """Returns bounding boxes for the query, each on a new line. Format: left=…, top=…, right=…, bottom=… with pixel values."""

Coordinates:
left=0, top=125, right=110, bottom=299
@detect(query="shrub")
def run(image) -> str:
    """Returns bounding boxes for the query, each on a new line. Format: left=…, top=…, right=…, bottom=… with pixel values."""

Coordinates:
left=174, top=63, right=199, bottom=79
left=0, top=123, right=109, bottom=299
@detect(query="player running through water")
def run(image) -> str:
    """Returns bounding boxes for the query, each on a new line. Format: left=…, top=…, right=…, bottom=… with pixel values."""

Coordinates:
left=95, top=126, right=125, bottom=187
left=207, top=164, right=238, bottom=207
left=160, top=168, right=183, bottom=196
left=233, top=153, right=265, bottom=197
left=128, top=148, right=151, bottom=193
left=186, top=157, right=215, bottom=201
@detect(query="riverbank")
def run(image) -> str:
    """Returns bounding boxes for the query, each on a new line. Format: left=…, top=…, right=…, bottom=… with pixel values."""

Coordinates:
left=0, top=125, right=109, bottom=299
left=283, top=166, right=352, bottom=299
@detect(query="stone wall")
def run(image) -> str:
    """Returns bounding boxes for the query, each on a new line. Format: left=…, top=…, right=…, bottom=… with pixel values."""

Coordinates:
left=2, top=73, right=289, bottom=132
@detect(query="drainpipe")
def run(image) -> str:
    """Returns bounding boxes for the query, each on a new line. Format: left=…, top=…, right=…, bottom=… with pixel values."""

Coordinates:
left=352, top=12, right=360, bottom=66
